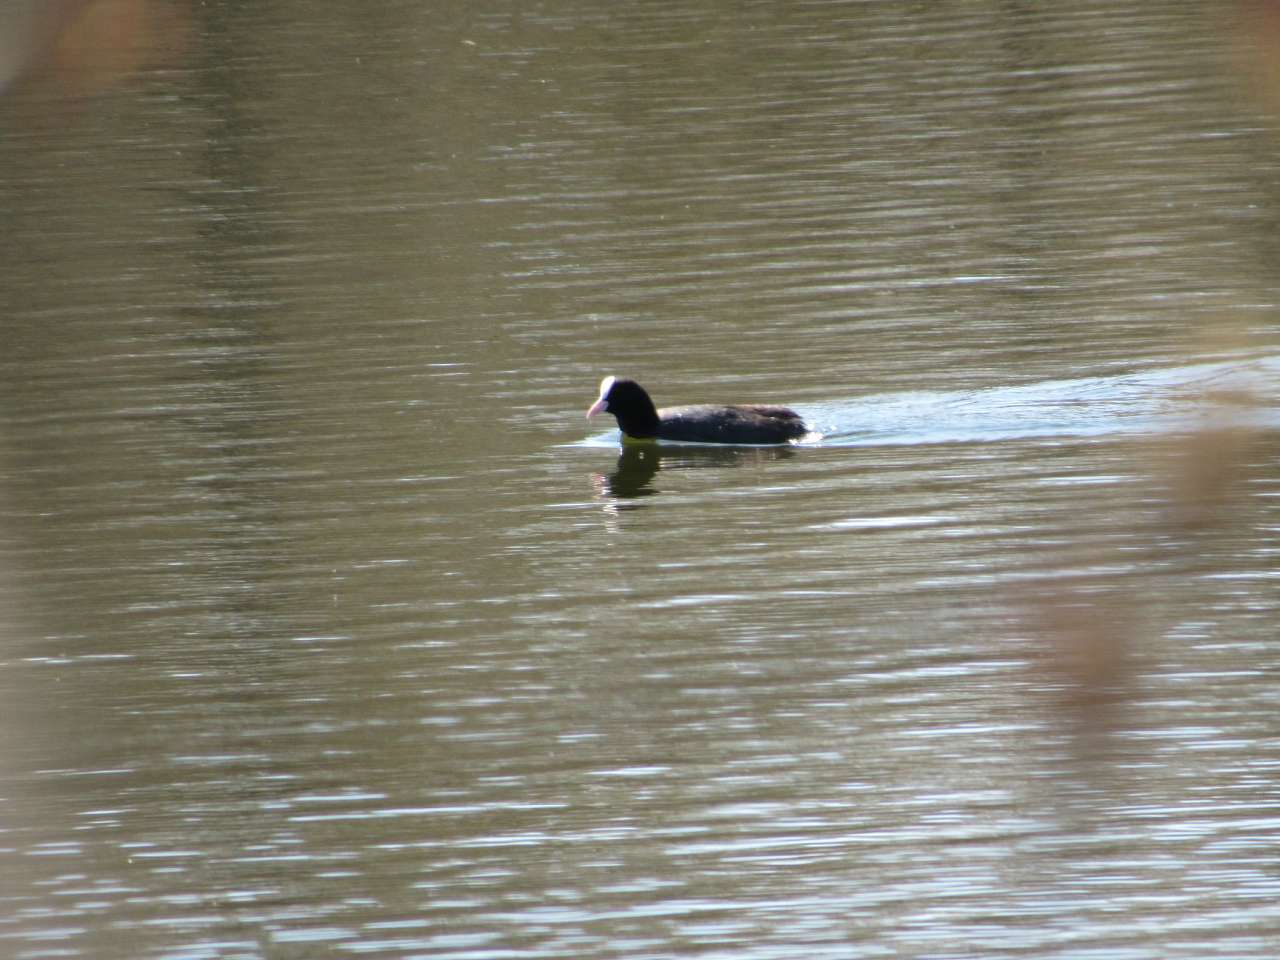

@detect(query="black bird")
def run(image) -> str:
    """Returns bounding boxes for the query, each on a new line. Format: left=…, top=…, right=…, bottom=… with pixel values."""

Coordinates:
left=586, top=376, right=808, bottom=445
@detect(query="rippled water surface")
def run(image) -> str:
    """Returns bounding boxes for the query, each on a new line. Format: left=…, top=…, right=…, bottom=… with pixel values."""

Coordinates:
left=4, top=2, right=1280, bottom=958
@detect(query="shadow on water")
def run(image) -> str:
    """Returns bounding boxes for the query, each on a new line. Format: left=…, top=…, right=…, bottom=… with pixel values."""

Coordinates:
left=590, top=443, right=798, bottom=502
left=579, top=355, right=1280, bottom=454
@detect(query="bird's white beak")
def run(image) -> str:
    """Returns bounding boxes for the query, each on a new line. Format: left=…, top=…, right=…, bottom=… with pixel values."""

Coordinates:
left=586, top=375, right=616, bottom=418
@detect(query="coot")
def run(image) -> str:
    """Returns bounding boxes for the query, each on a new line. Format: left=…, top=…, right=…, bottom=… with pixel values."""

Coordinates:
left=586, top=376, right=808, bottom=444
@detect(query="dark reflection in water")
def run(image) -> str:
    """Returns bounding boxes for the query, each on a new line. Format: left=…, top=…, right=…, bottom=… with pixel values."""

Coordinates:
left=592, top=443, right=799, bottom=501
left=592, top=444, right=661, bottom=501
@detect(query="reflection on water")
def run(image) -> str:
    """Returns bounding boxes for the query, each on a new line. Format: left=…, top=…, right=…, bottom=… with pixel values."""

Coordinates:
left=4, top=0, right=1280, bottom=957
left=592, top=444, right=661, bottom=501
left=592, top=443, right=799, bottom=502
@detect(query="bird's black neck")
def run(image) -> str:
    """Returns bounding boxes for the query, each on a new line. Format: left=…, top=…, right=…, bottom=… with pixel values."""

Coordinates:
left=613, top=397, right=660, bottom=438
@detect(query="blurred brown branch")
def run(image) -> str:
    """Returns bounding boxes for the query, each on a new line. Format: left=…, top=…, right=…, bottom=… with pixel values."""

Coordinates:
left=0, top=0, right=187, bottom=99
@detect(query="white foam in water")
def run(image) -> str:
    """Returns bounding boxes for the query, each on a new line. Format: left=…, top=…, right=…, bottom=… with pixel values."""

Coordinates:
left=804, top=356, right=1280, bottom=447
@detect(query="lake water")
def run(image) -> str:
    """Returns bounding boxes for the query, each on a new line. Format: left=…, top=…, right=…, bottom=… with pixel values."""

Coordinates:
left=4, top=2, right=1280, bottom=958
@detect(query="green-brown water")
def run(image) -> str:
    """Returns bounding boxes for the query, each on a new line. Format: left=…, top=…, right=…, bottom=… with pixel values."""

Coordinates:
left=4, top=2, right=1280, bottom=957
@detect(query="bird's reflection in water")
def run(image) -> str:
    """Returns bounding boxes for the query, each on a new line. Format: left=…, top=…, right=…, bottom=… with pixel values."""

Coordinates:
left=590, top=443, right=798, bottom=512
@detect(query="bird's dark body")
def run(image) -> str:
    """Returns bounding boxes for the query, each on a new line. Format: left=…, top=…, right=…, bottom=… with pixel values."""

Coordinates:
left=587, top=376, right=808, bottom=445
left=647, top=404, right=807, bottom=444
